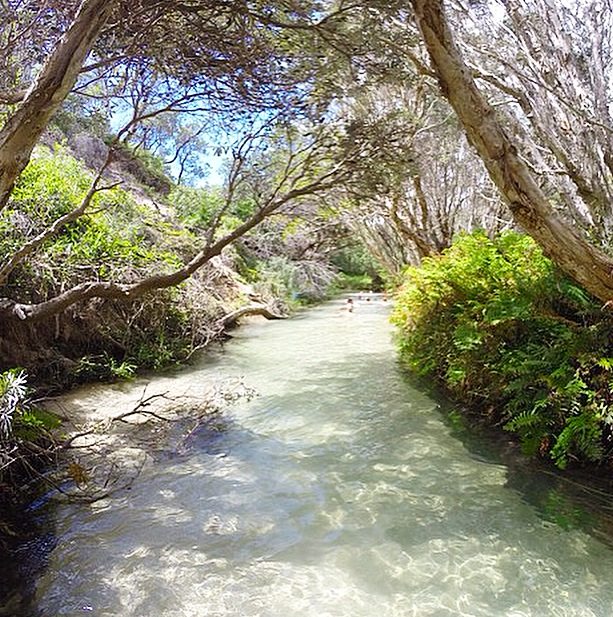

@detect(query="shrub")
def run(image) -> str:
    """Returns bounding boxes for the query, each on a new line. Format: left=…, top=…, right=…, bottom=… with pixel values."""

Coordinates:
left=0, top=146, right=225, bottom=384
left=331, top=244, right=385, bottom=290
left=170, top=185, right=222, bottom=228
left=1, top=146, right=183, bottom=292
left=392, top=230, right=613, bottom=468
left=11, top=145, right=93, bottom=220
left=0, top=370, right=61, bottom=487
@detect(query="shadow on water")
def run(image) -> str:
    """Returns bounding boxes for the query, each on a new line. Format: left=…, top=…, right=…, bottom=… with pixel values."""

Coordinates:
left=15, top=415, right=363, bottom=615
left=0, top=498, right=57, bottom=617
left=190, top=352, right=613, bottom=557
left=398, top=369, right=613, bottom=548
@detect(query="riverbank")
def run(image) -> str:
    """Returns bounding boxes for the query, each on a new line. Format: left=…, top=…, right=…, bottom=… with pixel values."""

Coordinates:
left=404, top=369, right=613, bottom=545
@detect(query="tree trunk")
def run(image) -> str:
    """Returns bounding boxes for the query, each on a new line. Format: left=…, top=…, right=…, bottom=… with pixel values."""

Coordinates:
left=0, top=0, right=117, bottom=209
left=219, top=303, right=287, bottom=328
left=410, top=0, right=613, bottom=304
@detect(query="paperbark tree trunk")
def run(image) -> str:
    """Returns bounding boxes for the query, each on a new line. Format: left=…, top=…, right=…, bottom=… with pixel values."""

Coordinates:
left=0, top=0, right=117, bottom=209
left=410, top=0, right=613, bottom=304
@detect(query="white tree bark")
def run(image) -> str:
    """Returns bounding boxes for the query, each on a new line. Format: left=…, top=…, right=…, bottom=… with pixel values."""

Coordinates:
left=0, top=0, right=117, bottom=209
left=410, top=0, right=613, bottom=304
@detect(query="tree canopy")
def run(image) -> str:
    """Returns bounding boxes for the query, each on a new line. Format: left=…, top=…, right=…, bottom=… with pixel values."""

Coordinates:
left=1, top=0, right=612, bottom=324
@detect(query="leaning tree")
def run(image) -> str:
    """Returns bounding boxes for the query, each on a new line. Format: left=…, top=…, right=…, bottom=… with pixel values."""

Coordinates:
left=409, top=0, right=613, bottom=305
left=0, top=0, right=370, bottom=326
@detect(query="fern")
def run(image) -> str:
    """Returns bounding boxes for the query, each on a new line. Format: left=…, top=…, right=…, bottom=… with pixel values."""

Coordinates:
left=557, top=279, right=595, bottom=310
left=505, top=409, right=546, bottom=432
left=551, top=412, right=603, bottom=469
left=393, top=230, right=613, bottom=468
left=596, top=357, right=613, bottom=371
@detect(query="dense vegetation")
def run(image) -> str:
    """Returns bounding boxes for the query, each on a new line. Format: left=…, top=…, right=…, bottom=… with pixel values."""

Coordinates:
left=393, top=231, right=613, bottom=469
left=0, top=0, right=612, bottom=493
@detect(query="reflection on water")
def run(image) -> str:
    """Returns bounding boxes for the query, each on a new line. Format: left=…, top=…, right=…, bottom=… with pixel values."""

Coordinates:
left=6, top=298, right=613, bottom=616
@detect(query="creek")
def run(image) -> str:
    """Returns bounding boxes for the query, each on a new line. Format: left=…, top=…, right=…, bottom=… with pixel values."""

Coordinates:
left=5, top=297, right=613, bottom=616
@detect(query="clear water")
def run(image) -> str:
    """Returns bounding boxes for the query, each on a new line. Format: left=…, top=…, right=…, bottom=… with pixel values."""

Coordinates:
left=12, top=299, right=613, bottom=616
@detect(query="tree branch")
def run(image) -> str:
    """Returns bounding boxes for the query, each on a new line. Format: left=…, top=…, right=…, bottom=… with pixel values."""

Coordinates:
left=0, top=0, right=118, bottom=209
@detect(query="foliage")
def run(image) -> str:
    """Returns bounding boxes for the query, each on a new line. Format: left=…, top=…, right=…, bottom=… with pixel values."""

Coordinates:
left=171, top=185, right=257, bottom=232
left=392, top=230, right=613, bottom=468
left=331, top=243, right=385, bottom=290
left=51, top=94, right=110, bottom=140
left=47, top=209, right=181, bottom=276
left=6, top=145, right=135, bottom=237
left=0, top=144, right=236, bottom=392
left=74, top=354, right=137, bottom=381
left=0, top=369, right=28, bottom=442
left=254, top=255, right=338, bottom=304
left=171, top=185, right=222, bottom=228
left=10, top=146, right=95, bottom=223
left=0, top=147, right=184, bottom=293
left=0, top=370, right=60, bottom=477
left=332, top=272, right=374, bottom=292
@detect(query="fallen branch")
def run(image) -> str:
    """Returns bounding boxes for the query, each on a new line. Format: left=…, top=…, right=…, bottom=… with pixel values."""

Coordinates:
left=219, top=302, right=287, bottom=328
left=49, top=378, right=255, bottom=502
left=58, top=390, right=174, bottom=450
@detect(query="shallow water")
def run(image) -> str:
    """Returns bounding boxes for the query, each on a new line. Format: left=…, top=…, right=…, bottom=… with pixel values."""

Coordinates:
left=9, top=298, right=613, bottom=616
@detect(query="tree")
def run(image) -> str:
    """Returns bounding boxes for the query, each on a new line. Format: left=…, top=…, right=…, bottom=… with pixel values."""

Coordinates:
left=0, top=0, right=367, bottom=328
left=0, top=0, right=359, bottom=210
left=351, top=89, right=510, bottom=270
left=0, top=0, right=116, bottom=208
left=454, top=0, right=613, bottom=246
left=0, top=115, right=375, bottom=323
left=318, top=35, right=511, bottom=273
left=409, top=0, right=613, bottom=305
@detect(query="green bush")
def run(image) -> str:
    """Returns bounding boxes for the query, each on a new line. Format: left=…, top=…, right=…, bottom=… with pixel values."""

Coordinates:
left=170, top=185, right=257, bottom=232
left=8, top=145, right=94, bottom=231
left=0, top=146, right=215, bottom=380
left=332, top=272, right=373, bottom=291
left=331, top=244, right=385, bottom=290
left=170, top=185, right=220, bottom=228
left=392, top=230, right=613, bottom=468
left=1, top=146, right=182, bottom=286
